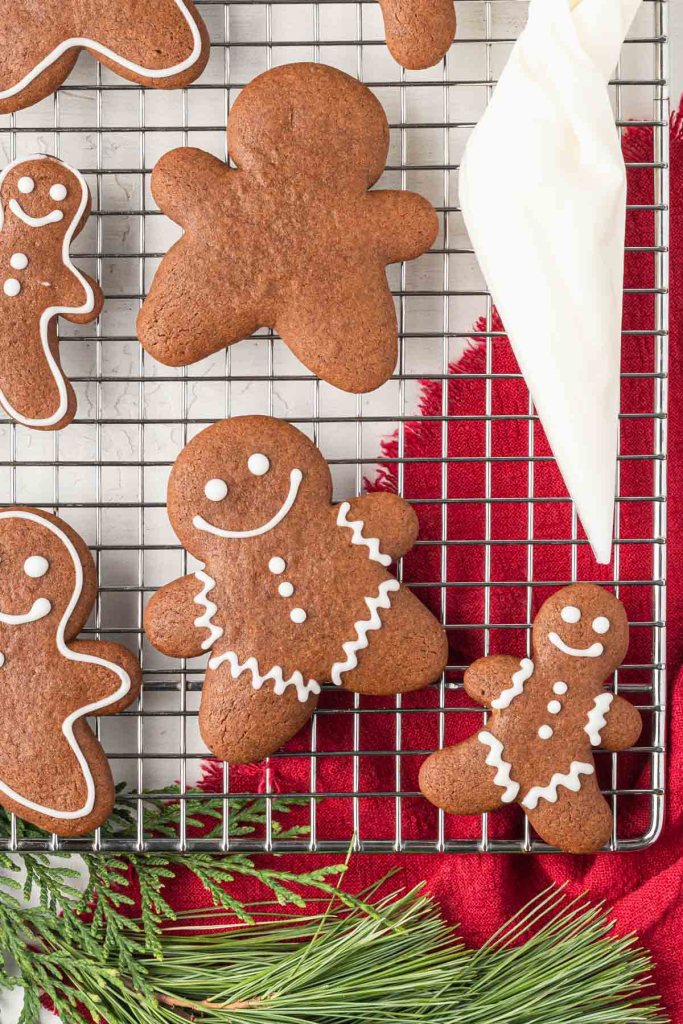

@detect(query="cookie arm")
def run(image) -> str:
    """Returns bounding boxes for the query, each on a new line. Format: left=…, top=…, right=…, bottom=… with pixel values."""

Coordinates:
left=66, top=641, right=142, bottom=715
left=151, top=148, right=232, bottom=229
left=144, top=574, right=215, bottom=660
left=368, top=190, right=438, bottom=264
left=464, top=655, right=531, bottom=708
left=598, top=694, right=642, bottom=751
left=340, top=493, right=418, bottom=561
left=61, top=273, right=105, bottom=325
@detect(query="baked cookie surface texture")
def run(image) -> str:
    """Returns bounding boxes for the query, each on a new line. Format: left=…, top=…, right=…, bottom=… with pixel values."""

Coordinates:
left=0, top=155, right=104, bottom=430
left=379, top=0, right=456, bottom=69
left=0, top=0, right=209, bottom=114
left=137, top=63, right=438, bottom=395
left=419, top=584, right=642, bottom=853
left=0, top=507, right=141, bottom=836
left=145, top=416, right=448, bottom=764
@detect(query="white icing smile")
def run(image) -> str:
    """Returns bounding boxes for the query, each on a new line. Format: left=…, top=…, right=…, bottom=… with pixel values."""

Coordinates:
left=0, top=597, right=51, bottom=625
left=193, top=468, right=302, bottom=539
left=547, top=632, right=604, bottom=658
left=9, top=198, right=64, bottom=227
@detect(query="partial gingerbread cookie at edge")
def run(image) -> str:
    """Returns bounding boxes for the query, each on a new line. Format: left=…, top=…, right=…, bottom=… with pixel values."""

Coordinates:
left=419, top=584, right=642, bottom=853
left=137, top=63, right=438, bottom=395
left=0, top=507, right=141, bottom=836
left=144, top=416, right=448, bottom=764
left=379, top=0, right=456, bottom=70
left=0, top=155, right=104, bottom=430
left=0, top=0, right=210, bottom=114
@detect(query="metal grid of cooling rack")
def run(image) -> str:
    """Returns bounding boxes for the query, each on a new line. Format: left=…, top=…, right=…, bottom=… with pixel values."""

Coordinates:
left=0, top=0, right=668, bottom=853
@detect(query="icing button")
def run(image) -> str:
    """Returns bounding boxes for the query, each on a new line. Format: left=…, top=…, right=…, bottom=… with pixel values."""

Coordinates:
left=269, top=556, right=286, bottom=574
left=290, top=607, right=307, bottom=624
left=553, top=681, right=568, bottom=695
left=547, top=700, right=562, bottom=715
left=10, top=253, right=28, bottom=271
left=0, top=653, right=5, bottom=668
left=538, top=725, right=554, bottom=740
left=278, top=581, right=294, bottom=598
left=3, top=278, right=21, bottom=297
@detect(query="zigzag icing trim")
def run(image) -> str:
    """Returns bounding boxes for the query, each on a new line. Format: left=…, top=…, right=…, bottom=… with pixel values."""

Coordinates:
left=478, top=731, right=519, bottom=803
left=208, top=651, right=321, bottom=704
left=584, top=692, right=614, bottom=746
left=491, top=657, right=534, bottom=709
left=522, top=762, right=594, bottom=810
left=330, top=578, right=400, bottom=686
left=193, top=566, right=224, bottom=652
left=337, top=502, right=392, bottom=566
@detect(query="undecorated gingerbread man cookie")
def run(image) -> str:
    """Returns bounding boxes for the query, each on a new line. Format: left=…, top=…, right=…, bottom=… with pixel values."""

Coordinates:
left=0, top=507, right=141, bottom=835
left=379, top=0, right=456, bottom=69
left=145, top=416, right=448, bottom=764
left=419, top=584, right=642, bottom=853
left=0, top=155, right=105, bottom=429
left=0, top=0, right=209, bottom=114
left=137, top=63, right=438, bottom=395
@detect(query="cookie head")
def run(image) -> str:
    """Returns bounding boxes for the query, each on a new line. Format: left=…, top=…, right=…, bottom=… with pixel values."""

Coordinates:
left=228, top=63, right=389, bottom=188
left=167, top=416, right=333, bottom=555
left=0, top=157, right=86, bottom=234
left=0, top=509, right=95, bottom=637
left=532, top=583, right=629, bottom=677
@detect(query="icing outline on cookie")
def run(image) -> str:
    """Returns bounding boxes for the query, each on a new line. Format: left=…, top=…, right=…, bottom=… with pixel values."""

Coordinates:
left=330, top=578, right=400, bottom=686
left=521, top=762, right=594, bottom=811
left=585, top=692, right=614, bottom=746
left=0, top=155, right=96, bottom=428
left=193, top=468, right=302, bottom=539
left=337, top=501, right=392, bottom=567
left=193, top=565, right=223, bottom=651
left=491, top=657, right=534, bottom=710
left=0, top=509, right=132, bottom=820
left=208, top=649, right=321, bottom=703
left=0, top=0, right=204, bottom=103
left=478, top=730, right=519, bottom=803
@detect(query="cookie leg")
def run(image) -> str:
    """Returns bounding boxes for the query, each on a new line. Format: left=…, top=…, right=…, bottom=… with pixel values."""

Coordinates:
left=419, top=734, right=507, bottom=814
left=523, top=772, right=613, bottom=854
left=0, top=320, right=75, bottom=430
left=199, top=660, right=319, bottom=764
left=337, top=584, right=447, bottom=695
left=0, top=6, right=80, bottom=115
left=379, top=0, right=456, bottom=70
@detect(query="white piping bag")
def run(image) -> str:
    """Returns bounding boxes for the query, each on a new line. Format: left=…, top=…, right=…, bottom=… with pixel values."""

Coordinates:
left=459, top=0, right=642, bottom=564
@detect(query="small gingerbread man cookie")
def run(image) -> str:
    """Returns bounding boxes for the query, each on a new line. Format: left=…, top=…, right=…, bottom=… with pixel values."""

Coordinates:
left=379, top=0, right=456, bottom=70
left=0, top=507, right=141, bottom=836
left=145, top=416, right=448, bottom=764
left=0, top=155, right=105, bottom=430
left=419, top=584, right=642, bottom=853
left=137, top=63, right=438, bottom=395
left=0, top=0, right=209, bottom=114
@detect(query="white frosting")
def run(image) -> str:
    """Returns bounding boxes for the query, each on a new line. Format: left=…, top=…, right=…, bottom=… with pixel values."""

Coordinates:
left=336, top=501, right=392, bottom=567
left=0, top=156, right=96, bottom=427
left=561, top=605, right=581, bottom=624
left=592, top=615, right=610, bottom=635
left=269, top=556, right=286, bottom=574
left=553, top=680, right=568, bottom=695
left=0, top=1, right=204, bottom=102
left=0, top=510, right=132, bottom=820
left=522, top=762, right=595, bottom=811
left=10, top=253, right=27, bottom=270
left=194, top=469, right=302, bottom=539
left=3, top=278, right=20, bottom=297
left=330, top=579, right=400, bottom=686
left=0, top=653, right=5, bottom=668
left=208, top=650, right=321, bottom=704
left=538, top=725, right=553, bottom=740
left=478, top=731, right=519, bottom=803
left=0, top=597, right=51, bottom=624
left=278, top=581, right=294, bottom=598
left=548, top=632, right=604, bottom=658
left=24, top=555, right=49, bottom=578
left=585, top=692, right=614, bottom=746
left=9, top=200, right=64, bottom=227
left=247, top=453, right=270, bottom=476
left=290, top=607, right=307, bottom=624
left=547, top=699, right=562, bottom=715
left=49, top=184, right=68, bottom=202
left=204, top=478, right=228, bottom=502
left=193, top=566, right=223, bottom=652
left=491, top=657, right=533, bottom=709
left=17, top=177, right=34, bottom=194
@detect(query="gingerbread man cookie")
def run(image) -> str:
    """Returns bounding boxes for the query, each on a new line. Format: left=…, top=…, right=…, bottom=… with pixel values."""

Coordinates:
left=145, top=416, right=448, bottom=764
left=379, top=1, right=456, bottom=70
left=419, top=585, right=642, bottom=853
left=137, top=63, right=438, bottom=395
left=0, top=0, right=209, bottom=114
left=0, top=155, right=104, bottom=430
left=0, top=507, right=141, bottom=836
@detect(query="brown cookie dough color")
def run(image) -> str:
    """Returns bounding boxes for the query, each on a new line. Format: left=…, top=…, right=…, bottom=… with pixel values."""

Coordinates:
left=379, top=0, right=456, bottom=70
left=137, top=63, right=438, bottom=395
left=0, top=156, right=104, bottom=430
left=0, top=0, right=209, bottom=114
left=0, top=508, right=141, bottom=836
left=145, top=416, right=448, bottom=764
left=419, top=584, right=642, bottom=853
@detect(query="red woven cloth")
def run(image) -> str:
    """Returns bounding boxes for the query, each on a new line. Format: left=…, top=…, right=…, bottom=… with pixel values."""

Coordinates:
left=163, top=110, right=683, bottom=1020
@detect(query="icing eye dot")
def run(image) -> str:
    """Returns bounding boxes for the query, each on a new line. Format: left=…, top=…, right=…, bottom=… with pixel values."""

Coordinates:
left=10, top=253, right=28, bottom=271
left=49, top=183, right=68, bottom=202
left=204, top=478, right=228, bottom=502
left=269, top=556, right=286, bottom=574
left=248, top=453, right=270, bottom=477
left=17, top=176, right=35, bottom=194
left=290, top=607, right=307, bottom=624
left=560, top=605, right=581, bottom=624
left=592, top=616, right=610, bottom=635
left=278, top=581, right=294, bottom=598
left=24, top=555, right=49, bottom=578
left=553, top=681, right=568, bottom=695
left=3, top=278, right=20, bottom=297
left=538, top=725, right=554, bottom=740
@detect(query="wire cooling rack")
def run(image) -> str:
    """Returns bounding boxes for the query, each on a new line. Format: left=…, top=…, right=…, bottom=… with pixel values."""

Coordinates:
left=0, top=0, right=668, bottom=853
